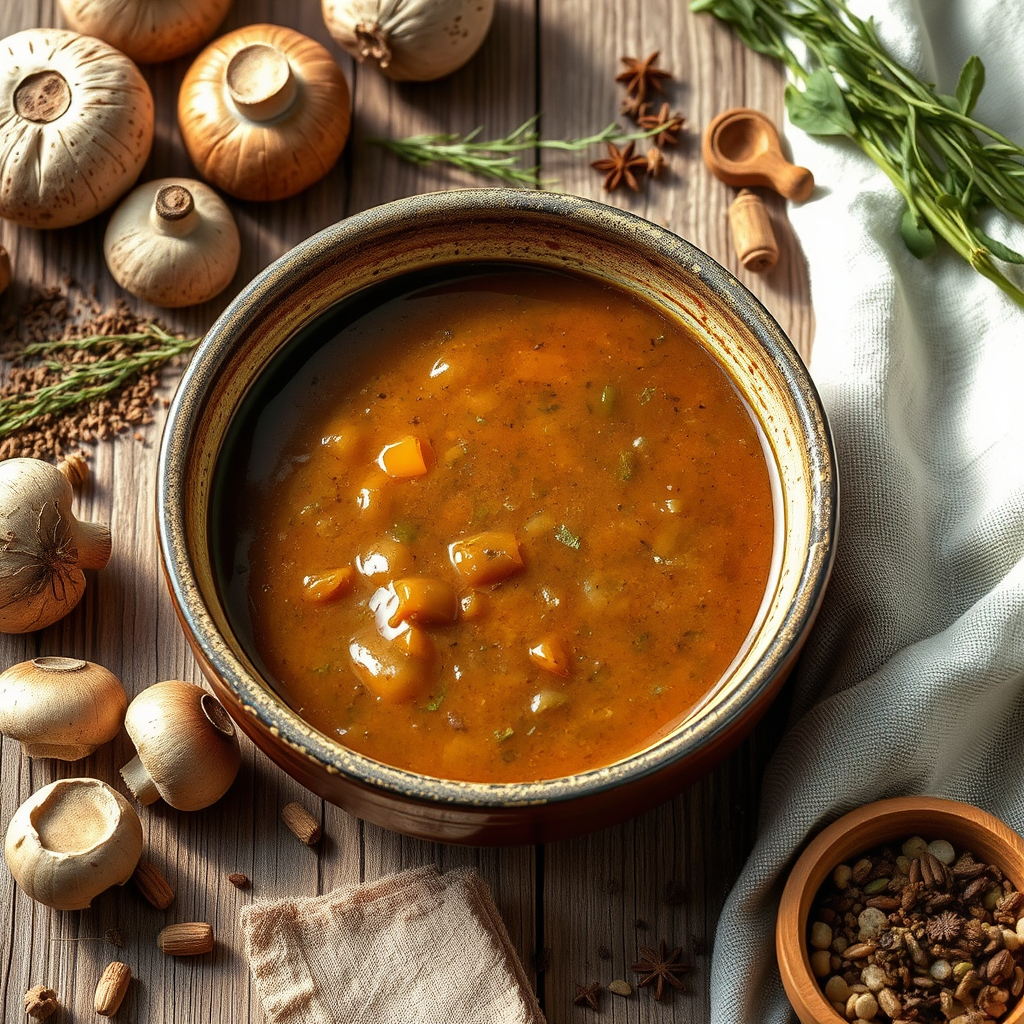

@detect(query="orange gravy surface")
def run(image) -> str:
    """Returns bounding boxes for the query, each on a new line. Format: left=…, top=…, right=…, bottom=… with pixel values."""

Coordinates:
left=222, top=266, right=775, bottom=783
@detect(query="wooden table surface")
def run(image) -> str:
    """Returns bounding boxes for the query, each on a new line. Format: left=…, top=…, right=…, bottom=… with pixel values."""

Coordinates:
left=0, top=0, right=813, bottom=1020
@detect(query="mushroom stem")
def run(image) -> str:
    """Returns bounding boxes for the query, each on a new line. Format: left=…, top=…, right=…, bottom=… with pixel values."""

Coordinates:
left=226, top=44, right=297, bottom=121
left=74, top=519, right=113, bottom=571
left=354, top=22, right=393, bottom=69
left=14, top=70, right=71, bottom=124
left=151, top=184, right=198, bottom=238
left=120, top=754, right=161, bottom=806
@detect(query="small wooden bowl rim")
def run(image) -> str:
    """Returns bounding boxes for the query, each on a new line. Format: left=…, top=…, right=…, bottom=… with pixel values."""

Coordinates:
left=776, top=796, right=1024, bottom=1024
left=702, top=107, right=780, bottom=173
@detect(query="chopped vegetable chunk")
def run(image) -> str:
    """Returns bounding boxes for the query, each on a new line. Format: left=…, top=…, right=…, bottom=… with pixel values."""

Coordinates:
left=302, top=566, right=355, bottom=603
left=528, top=635, right=573, bottom=677
left=377, top=436, right=434, bottom=478
left=448, top=531, right=524, bottom=586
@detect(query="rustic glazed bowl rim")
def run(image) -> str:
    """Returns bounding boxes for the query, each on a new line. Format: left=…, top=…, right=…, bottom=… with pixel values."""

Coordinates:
left=776, top=795, right=1024, bottom=1024
left=158, top=187, right=837, bottom=812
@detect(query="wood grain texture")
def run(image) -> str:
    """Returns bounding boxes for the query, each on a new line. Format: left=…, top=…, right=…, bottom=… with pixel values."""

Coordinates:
left=0, top=0, right=813, bottom=1020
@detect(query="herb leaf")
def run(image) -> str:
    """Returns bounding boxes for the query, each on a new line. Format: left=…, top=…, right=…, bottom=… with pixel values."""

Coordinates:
left=785, top=71, right=854, bottom=137
left=900, top=206, right=938, bottom=259
left=955, top=55, right=985, bottom=117
left=976, top=229, right=1024, bottom=265
left=554, top=524, right=582, bottom=550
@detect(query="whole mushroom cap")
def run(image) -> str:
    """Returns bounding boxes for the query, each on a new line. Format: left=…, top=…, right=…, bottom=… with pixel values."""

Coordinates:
left=178, top=23, right=351, bottom=201
left=104, top=178, right=241, bottom=308
left=4, top=778, right=144, bottom=911
left=121, top=680, right=241, bottom=811
left=0, top=28, right=154, bottom=228
left=0, top=656, right=127, bottom=760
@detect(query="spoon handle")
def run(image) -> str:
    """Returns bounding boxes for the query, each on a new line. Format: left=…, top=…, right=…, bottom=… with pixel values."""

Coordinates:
left=759, top=151, right=815, bottom=202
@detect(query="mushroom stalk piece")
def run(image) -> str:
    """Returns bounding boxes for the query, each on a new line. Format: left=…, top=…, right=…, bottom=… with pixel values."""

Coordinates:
left=121, top=681, right=241, bottom=810
left=4, top=778, right=144, bottom=910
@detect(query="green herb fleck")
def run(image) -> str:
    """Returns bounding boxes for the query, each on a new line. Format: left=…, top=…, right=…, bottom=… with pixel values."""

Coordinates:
left=392, top=521, right=420, bottom=544
left=494, top=726, right=515, bottom=742
left=638, top=386, right=656, bottom=405
left=618, top=450, right=636, bottom=481
left=554, top=524, right=582, bottom=550
left=599, top=385, right=617, bottom=414
left=425, top=685, right=447, bottom=712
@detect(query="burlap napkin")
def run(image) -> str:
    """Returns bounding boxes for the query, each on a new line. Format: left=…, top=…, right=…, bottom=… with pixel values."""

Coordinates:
left=711, top=1, right=1024, bottom=1022
left=241, top=865, right=545, bottom=1024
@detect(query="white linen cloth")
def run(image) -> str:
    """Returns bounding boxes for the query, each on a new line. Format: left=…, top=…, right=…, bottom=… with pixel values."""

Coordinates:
left=710, top=1, right=1024, bottom=1021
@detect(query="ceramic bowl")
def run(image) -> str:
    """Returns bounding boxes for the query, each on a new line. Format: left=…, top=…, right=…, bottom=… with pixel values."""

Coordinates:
left=777, top=796, right=1024, bottom=1024
left=157, top=188, right=837, bottom=845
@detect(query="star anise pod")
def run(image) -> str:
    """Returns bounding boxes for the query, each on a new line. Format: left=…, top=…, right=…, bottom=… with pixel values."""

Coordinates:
left=591, top=141, right=648, bottom=192
left=631, top=939, right=691, bottom=1000
left=620, top=94, right=646, bottom=120
left=573, top=982, right=601, bottom=1009
left=637, top=102, right=686, bottom=147
left=616, top=51, right=672, bottom=103
left=926, top=909, right=963, bottom=943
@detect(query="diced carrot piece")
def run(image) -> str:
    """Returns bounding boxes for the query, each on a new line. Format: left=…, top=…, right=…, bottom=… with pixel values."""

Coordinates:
left=348, top=625, right=438, bottom=703
left=459, top=590, right=489, bottom=620
left=388, top=577, right=459, bottom=628
left=448, top=532, right=524, bottom=586
left=528, top=635, right=573, bottom=677
left=377, top=436, right=434, bottom=478
left=301, top=566, right=355, bottom=603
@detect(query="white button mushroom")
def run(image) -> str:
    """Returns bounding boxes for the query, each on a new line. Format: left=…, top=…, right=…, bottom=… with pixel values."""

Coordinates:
left=0, top=657, right=127, bottom=760
left=120, top=681, right=241, bottom=811
left=0, top=29, right=154, bottom=228
left=0, top=459, right=112, bottom=634
left=104, top=179, right=241, bottom=308
left=4, top=778, right=144, bottom=910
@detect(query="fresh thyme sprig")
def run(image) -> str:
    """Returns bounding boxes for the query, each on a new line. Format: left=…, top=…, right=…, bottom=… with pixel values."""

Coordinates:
left=370, top=115, right=672, bottom=187
left=0, top=326, right=199, bottom=441
left=692, top=0, right=1024, bottom=309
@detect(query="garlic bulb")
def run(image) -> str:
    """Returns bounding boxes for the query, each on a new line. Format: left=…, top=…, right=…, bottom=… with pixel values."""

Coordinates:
left=322, top=0, right=496, bottom=82
left=5, top=778, right=144, bottom=911
left=121, top=680, right=241, bottom=811
left=0, top=657, right=127, bottom=759
left=104, top=179, right=241, bottom=308
left=0, top=29, right=154, bottom=229
left=57, top=0, right=232, bottom=64
left=0, top=459, right=112, bottom=634
left=178, top=25, right=351, bottom=202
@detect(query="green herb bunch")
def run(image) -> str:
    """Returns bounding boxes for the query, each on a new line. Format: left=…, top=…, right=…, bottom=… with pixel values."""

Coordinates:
left=692, top=0, right=1024, bottom=308
left=371, top=115, right=670, bottom=188
left=0, top=326, right=199, bottom=443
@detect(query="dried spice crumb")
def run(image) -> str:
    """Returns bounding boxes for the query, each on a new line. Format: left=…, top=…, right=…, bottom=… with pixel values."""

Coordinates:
left=227, top=872, right=251, bottom=889
left=597, top=944, right=612, bottom=961
left=105, top=928, right=126, bottom=948
left=24, top=985, right=58, bottom=1020
left=0, top=282, right=198, bottom=464
left=573, top=981, right=601, bottom=1010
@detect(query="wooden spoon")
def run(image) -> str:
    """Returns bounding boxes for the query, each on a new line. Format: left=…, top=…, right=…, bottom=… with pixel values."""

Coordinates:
left=703, top=108, right=814, bottom=201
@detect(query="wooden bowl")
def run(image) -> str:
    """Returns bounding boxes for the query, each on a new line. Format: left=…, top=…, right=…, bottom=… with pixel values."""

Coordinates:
left=777, top=796, right=1024, bottom=1024
left=157, top=188, right=837, bottom=845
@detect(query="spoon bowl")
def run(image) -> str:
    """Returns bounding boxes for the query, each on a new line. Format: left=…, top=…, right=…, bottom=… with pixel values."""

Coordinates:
left=703, top=108, right=814, bottom=201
